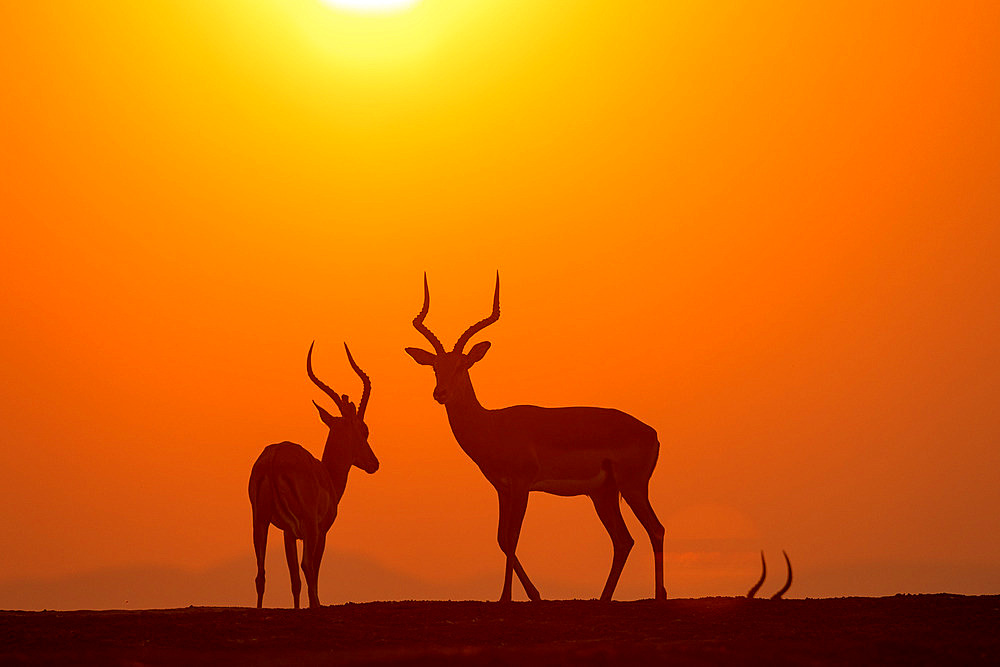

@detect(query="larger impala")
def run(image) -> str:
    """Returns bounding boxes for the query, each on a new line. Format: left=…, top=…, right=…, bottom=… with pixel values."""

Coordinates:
left=248, top=342, right=379, bottom=609
left=405, top=273, right=666, bottom=602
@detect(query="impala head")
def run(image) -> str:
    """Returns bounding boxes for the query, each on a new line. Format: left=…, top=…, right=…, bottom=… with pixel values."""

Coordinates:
left=307, top=342, right=379, bottom=474
left=405, top=272, right=499, bottom=405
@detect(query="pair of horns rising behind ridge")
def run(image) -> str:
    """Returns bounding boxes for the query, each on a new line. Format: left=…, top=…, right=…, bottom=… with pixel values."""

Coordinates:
left=747, top=550, right=793, bottom=599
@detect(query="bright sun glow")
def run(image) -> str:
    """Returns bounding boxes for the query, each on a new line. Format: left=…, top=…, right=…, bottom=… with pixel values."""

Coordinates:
left=319, top=0, right=420, bottom=13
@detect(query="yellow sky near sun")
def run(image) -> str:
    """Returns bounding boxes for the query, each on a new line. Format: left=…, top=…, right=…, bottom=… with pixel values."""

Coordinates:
left=1, top=0, right=999, bottom=607
left=319, top=0, right=421, bottom=13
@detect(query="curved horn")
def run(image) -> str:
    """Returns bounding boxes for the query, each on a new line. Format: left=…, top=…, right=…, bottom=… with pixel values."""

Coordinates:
left=344, top=343, right=371, bottom=420
left=746, top=550, right=766, bottom=599
left=770, top=550, right=793, bottom=600
left=307, top=341, right=345, bottom=414
left=453, top=271, right=500, bottom=353
left=412, top=273, right=445, bottom=354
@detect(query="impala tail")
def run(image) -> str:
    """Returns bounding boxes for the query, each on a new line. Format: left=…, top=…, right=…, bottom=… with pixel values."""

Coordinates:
left=747, top=550, right=792, bottom=599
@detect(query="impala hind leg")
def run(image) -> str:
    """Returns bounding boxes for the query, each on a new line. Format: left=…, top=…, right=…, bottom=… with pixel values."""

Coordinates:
left=252, top=518, right=269, bottom=609
left=621, top=483, right=666, bottom=600
left=283, top=532, right=301, bottom=610
left=591, top=484, right=634, bottom=602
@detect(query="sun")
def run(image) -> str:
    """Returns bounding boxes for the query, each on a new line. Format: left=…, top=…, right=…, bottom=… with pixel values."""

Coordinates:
left=318, top=0, right=420, bottom=13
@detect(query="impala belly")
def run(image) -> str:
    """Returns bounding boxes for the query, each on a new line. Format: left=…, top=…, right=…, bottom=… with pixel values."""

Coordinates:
left=531, top=469, right=607, bottom=496
left=270, top=485, right=303, bottom=537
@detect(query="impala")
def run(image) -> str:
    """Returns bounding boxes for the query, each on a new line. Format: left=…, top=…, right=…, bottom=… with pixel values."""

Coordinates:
left=746, top=550, right=793, bottom=599
left=405, top=273, right=666, bottom=602
left=248, top=342, right=379, bottom=609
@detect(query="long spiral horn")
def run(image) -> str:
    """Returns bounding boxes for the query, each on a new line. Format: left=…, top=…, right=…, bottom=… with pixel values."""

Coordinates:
left=747, top=551, right=767, bottom=598
left=307, top=341, right=345, bottom=414
left=453, top=271, right=500, bottom=353
left=412, top=273, right=446, bottom=354
left=344, top=343, right=371, bottom=420
left=770, top=550, right=793, bottom=600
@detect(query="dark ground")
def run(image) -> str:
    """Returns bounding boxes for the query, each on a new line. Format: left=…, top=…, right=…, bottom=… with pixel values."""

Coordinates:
left=1, top=595, right=998, bottom=665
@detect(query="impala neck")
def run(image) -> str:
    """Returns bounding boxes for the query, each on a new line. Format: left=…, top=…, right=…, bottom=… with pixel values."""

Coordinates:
left=444, top=370, right=489, bottom=437
left=320, top=429, right=352, bottom=501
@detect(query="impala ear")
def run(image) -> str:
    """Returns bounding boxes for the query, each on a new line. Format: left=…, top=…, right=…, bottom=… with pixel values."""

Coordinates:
left=405, top=347, right=437, bottom=366
left=466, top=341, right=491, bottom=367
left=313, top=400, right=336, bottom=426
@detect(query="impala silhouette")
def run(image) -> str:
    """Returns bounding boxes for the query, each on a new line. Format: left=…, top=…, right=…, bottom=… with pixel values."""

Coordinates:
left=405, top=273, right=666, bottom=602
left=248, top=343, right=378, bottom=609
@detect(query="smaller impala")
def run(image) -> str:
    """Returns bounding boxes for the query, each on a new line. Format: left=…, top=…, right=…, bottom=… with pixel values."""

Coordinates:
left=248, top=342, right=378, bottom=609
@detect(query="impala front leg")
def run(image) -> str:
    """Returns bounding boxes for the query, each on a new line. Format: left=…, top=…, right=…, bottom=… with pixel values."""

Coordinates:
left=283, top=531, right=301, bottom=609
left=496, top=487, right=541, bottom=602
left=497, top=485, right=532, bottom=602
left=301, top=525, right=324, bottom=609
left=307, top=531, right=327, bottom=610
left=513, top=556, right=540, bottom=601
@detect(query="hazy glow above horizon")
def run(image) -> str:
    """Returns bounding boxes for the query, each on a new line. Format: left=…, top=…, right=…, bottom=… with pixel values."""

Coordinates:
left=319, top=0, right=420, bottom=13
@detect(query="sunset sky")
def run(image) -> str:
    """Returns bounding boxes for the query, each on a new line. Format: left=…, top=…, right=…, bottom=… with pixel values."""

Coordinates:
left=2, top=0, right=999, bottom=609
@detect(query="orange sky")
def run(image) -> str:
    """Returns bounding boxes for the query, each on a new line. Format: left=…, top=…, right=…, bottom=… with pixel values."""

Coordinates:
left=2, top=0, right=999, bottom=608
